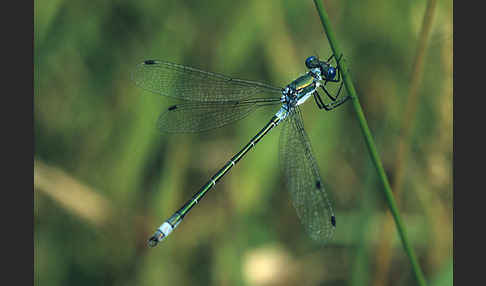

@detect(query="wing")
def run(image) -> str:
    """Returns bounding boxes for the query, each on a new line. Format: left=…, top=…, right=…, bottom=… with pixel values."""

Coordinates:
left=158, top=98, right=281, bottom=133
left=279, top=107, right=336, bottom=242
left=131, top=60, right=282, bottom=102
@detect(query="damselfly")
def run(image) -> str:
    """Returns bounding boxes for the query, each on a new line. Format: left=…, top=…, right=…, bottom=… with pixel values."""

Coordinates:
left=131, top=55, right=350, bottom=247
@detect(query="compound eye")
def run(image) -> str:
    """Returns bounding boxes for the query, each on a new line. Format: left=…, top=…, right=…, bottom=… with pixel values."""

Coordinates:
left=305, top=56, right=319, bottom=69
left=327, top=67, right=336, bottom=79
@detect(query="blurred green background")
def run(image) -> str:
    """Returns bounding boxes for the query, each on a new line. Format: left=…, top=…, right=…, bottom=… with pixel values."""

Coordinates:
left=34, top=0, right=452, bottom=285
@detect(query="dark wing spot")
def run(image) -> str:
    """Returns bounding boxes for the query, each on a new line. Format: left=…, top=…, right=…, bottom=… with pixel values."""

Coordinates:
left=316, top=180, right=321, bottom=189
left=331, top=215, right=336, bottom=227
left=168, top=105, right=177, bottom=111
left=144, top=60, right=157, bottom=65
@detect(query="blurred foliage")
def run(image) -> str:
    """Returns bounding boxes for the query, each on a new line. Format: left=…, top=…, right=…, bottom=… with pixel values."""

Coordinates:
left=34, top=0, right=452, bottom=285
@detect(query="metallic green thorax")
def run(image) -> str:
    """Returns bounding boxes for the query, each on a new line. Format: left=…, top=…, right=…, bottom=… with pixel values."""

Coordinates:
left=289, top=73, right=315, bottom=93
left=167, top=115, right=281, bottom=228
left=287, top=73, right=318, bottom=104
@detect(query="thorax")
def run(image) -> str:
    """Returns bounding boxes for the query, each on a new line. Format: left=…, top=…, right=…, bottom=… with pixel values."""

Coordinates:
left=284, top=70, right=321, bottom=106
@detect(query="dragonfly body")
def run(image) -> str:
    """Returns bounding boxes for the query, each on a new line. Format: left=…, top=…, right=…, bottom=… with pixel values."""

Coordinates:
left=290, top=73, right=316, bottom=94
left=151, top=115, right=281, bottom=244
left=132, top=55, right=349, bottom=247
left=285, top=67, right=324, bottom=106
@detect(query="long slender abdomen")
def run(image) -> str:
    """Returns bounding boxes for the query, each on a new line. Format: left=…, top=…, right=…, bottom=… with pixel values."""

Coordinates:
left=148, top=115, right=282, bottom=247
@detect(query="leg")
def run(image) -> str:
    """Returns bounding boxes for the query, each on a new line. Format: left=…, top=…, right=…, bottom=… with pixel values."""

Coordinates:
left=313, top=91, right=325, bottom=109
left=320, top=80, right=344, bottom=101
left=314, top=90, right=350, bottom=111
left=326, top=53, right=343, bottom=65
left=322, top=94, right=350, bottom=111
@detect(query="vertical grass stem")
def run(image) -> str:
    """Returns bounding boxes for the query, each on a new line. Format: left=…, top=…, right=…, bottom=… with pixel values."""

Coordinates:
left=312, top=1, right=427, bottom=285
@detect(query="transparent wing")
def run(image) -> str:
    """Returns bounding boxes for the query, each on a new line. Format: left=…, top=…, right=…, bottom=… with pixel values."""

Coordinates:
left=131, top=60, right=282, bottom=102
left=279, top=107, right=336, bottom=242
left=158, top=98, right=281, bottom=133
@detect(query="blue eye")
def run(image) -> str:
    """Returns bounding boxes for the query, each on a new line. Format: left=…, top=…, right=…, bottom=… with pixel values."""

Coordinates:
left=305, top=56, right=318, bottom=69
left=327, top=67, right=336, bottom=79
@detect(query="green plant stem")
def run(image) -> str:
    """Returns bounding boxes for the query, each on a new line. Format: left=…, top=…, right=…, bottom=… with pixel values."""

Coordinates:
left=311, top=1, right=427, bottom=286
